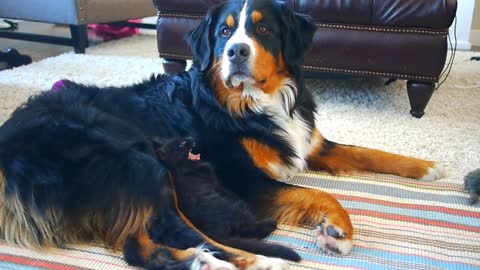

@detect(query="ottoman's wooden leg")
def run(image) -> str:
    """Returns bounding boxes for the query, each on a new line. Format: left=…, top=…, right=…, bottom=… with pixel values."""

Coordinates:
left=407, top=81, right=435, bottom=118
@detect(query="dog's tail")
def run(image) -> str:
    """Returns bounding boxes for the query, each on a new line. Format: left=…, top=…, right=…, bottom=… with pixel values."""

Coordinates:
left=220, top=237, right=301, bottom=262
left=0, top=160, right=68, bottom=249
left=0, top=152, right=73, bottom=249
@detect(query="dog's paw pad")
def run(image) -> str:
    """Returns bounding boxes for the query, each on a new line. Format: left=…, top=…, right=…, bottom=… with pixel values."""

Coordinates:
left=314, top=218, right=353, bottom=256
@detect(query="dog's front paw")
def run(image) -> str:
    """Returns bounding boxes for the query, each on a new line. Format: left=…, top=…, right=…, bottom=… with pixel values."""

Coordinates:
left=245, top=255, right=289, bottom=270
left=419, top=163, right=445, bottom=182
left=314, top=216, right=353, bottom=256
left=193, top=251, right=237, bottom=270
left=268, top=188, right=354, bottom=255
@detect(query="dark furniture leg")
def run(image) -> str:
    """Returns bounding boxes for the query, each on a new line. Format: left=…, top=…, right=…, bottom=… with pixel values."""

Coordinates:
left=406, top=81, right=435, bottom=118
left=162, top=58, right=187, bottom=74
left=69, top=25, right=88, bottom=54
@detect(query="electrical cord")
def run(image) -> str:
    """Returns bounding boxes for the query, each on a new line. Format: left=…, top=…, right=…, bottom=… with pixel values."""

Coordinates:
left=435, top=16, right=457, bottom=90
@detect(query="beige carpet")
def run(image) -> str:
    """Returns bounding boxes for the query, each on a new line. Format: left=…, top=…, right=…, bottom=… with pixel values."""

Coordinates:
left=0, top=34, right=479, bottom=182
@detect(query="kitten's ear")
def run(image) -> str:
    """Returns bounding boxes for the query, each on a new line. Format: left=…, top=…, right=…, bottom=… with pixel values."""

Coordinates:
left=151, top=137, right=169, bottom=157
left=151, top=137, right=167, bottom=148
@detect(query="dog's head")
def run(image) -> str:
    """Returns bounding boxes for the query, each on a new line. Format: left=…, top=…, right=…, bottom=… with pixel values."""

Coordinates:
left=187, top=0, right=316, bottom=116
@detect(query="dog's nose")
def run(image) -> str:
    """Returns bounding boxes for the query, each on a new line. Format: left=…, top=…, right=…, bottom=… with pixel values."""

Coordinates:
left=227, top=43, right=250, bottom=64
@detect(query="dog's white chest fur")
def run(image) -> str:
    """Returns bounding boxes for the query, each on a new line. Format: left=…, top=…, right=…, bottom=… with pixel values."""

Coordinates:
left=271, top=112, right=311, bottom=180
left=242, top=83, right=312, bottom=181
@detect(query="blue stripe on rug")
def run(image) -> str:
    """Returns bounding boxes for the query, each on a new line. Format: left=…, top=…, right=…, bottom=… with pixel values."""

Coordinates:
left=0, top=262, right=43, bottom=270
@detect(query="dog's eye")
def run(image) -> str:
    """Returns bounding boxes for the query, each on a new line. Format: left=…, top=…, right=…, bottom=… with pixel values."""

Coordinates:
left=221, top=27, right=232, bottom=37
left=257, top=25, right=269, bottom=35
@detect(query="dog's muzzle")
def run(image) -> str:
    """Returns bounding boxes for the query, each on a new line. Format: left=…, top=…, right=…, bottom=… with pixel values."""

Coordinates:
left=224, top=42, right=255, bottom=88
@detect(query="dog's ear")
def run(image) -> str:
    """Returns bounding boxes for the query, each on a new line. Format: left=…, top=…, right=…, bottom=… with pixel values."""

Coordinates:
left=279, top=4, right=317, bottom=65
left=186, top=13, right=214, bottom=71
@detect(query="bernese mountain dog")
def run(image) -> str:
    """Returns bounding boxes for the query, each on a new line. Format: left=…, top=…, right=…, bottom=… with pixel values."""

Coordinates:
left=0, top=0, right=443, bottom=269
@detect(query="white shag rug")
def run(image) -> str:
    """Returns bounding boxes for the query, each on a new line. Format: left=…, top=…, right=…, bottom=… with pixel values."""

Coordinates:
left=0, top=34, right=479, bottom=182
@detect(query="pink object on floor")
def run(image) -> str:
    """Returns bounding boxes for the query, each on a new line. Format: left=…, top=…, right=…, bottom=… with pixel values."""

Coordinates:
left=51, top=80, right=67, bottom=92
left=88, top=19, right=141, bottom=41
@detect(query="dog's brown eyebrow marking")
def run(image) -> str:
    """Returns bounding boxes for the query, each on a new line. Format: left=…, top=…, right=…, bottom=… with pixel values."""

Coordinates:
left=251, top=11, right=263, bottom=24
left=226, top=14, right=235, bottom=28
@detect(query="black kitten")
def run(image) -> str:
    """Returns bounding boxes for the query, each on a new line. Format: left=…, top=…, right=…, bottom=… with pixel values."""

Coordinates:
left=155, top=137, right=277, bottom=240
left=153, top=137, right=301, bottom=262
left=465, top=168, right=480, bottom=205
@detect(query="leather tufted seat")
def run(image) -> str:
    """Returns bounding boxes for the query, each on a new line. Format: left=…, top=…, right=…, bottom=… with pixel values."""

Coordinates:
left=153, top=0, right=457, bottom=117
left=296, top=0, right=456, bottom=28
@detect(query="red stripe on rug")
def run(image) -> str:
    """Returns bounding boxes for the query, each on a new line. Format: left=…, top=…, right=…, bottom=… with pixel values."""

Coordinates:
left=0, top=254, right=79, bottom=270
left=348, top=209, right=480, bottom=233
left=334, top=194, right=480, bottom=218
left=49, top=251, right=133, bottom=269
left=300, top=260, right=366, bottom=270
left=352, top=217, right=477, bottom=238
left=0, top=243, right=132, bottom=269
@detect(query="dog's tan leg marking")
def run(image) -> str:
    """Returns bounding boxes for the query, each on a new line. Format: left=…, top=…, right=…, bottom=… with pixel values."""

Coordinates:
left=260, top=186, right=353, bottom=255
left=307, top=129, right=443, bottom=181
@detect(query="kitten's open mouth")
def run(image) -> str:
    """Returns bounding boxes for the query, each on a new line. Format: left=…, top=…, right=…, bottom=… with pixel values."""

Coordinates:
left=188, top=142, right=201, bottom=161
left=188, top=150, right=201, bottom=161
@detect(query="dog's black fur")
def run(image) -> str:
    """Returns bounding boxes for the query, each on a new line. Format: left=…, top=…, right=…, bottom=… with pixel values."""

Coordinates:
left=0, top=79, right=199, bottom=248
left=0, top=79, right=300, bottom=267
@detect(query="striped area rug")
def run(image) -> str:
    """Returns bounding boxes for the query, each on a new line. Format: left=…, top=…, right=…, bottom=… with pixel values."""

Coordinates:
left=275, top=171, right=480, bottom=270
left=1, top=171, right=479, bottom=270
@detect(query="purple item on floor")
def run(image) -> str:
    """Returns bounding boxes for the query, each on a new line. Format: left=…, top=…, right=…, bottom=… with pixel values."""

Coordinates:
left=51, top=80, right=66, bottom=92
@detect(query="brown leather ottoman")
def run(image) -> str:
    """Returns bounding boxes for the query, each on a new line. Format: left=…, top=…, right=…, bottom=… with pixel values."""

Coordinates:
left=152, top=0, right=457, bottom=118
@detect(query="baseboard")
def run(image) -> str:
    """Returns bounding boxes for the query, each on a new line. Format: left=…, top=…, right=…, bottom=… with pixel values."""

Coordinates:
left=470, top=30, right=480, bottom=47
left=451, top=40, right=471, bottom=51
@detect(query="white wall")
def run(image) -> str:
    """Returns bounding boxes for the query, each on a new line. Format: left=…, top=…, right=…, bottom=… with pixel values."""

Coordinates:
left=451, top=0, right=475, bottom=50
left=471, top=1, right=480, bottom=47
